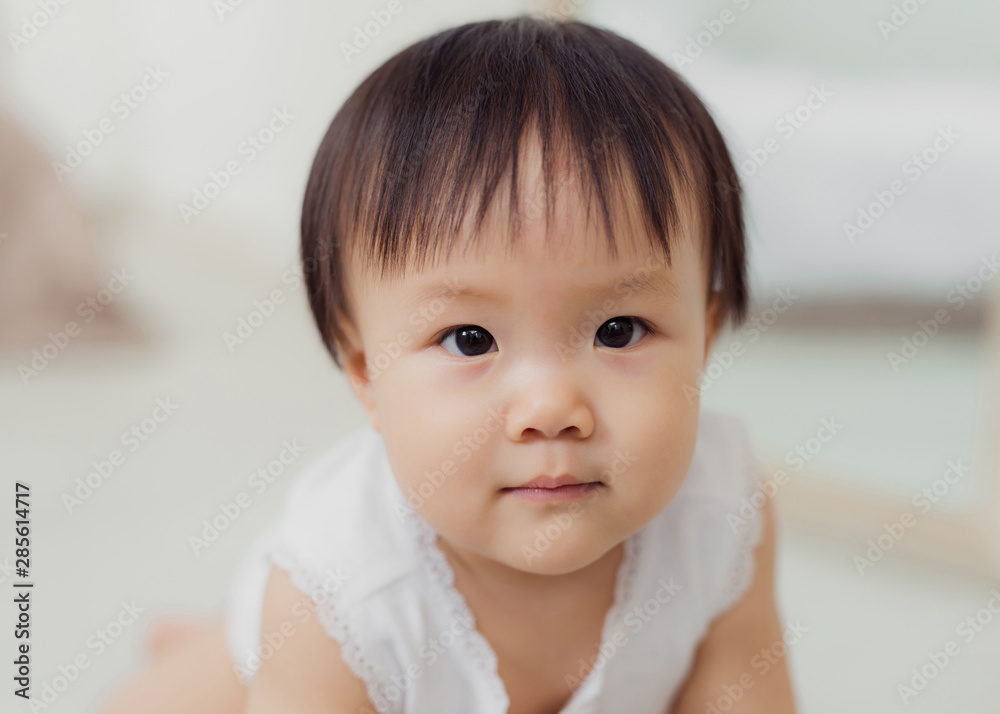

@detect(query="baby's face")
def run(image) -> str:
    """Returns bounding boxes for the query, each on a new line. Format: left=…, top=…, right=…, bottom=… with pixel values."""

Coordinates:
left=339, top=175, right=719, bottom=576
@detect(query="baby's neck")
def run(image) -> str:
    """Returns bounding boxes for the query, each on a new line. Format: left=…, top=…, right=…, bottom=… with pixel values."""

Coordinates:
left=436, top=535, right=625, bottom=612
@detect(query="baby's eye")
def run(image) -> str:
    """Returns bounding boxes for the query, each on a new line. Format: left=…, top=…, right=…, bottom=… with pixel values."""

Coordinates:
left=594, top=316, right=651, bottom=349
left=439, top=325, right=498, bottom=357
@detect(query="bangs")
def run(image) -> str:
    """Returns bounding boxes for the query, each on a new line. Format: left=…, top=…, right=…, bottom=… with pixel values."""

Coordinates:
left=301, top=16, right=747, bottom=368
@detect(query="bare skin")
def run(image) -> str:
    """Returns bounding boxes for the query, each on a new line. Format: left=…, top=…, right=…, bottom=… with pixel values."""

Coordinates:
left=669, top=499, right=796, bottom=713
left=94, top=616, right=246, bottom=714
left=95, top=131, right=796, bottom=714
left=92, top=499, right=794, bottom=714
left=435, top=537, right=625, bottom=713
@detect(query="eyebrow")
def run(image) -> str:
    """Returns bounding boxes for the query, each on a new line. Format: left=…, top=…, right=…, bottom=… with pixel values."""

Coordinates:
left=614, top=270, right=678, bottom=299
left=407, top=268, right=677, bottom=306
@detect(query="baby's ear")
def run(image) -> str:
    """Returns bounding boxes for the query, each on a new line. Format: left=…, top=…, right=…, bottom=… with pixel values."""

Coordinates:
left=337, top=311, right=380, bottom=433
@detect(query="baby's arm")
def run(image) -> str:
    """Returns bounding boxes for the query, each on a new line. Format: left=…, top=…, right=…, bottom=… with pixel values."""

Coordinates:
left=669, top=498, right=797, bottom=714
left=245, top=565, right=375, bottom=713
left=93, top=614, right=246, bottom=714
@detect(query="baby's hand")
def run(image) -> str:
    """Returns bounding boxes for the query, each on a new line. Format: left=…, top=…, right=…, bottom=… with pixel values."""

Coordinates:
left=245, top=566, right=374, bottom=713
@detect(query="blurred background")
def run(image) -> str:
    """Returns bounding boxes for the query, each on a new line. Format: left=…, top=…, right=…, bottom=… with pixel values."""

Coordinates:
left=0, top=0, right=998, bottom=712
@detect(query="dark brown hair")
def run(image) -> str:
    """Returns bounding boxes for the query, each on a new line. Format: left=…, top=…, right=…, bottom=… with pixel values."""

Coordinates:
left=301, top=15, right=747, bottom=370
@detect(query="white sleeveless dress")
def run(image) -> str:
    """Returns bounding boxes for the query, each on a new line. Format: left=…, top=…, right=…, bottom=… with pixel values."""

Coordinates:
left=224, top=408, right=764, bottom=714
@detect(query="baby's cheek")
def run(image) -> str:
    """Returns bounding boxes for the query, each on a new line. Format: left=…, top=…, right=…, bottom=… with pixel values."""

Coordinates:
left=619, top=413, right=698, bottom=513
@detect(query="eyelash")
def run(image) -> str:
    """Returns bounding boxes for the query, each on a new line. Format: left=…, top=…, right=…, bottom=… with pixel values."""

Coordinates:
left=434, top=316, right=656, bottom=355
left=624, top=316, right=655, bottom=337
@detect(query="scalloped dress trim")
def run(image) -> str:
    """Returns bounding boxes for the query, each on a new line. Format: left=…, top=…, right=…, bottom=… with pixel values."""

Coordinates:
left=400, top=507, right=646, bottom=713
left=267, top=538, right=396, bottom=714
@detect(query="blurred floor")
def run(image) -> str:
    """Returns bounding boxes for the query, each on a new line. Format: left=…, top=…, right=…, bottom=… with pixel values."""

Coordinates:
left=0, top=208, right=997, bottom=713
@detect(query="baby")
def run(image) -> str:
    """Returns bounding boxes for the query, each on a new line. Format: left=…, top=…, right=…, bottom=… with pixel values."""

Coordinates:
left=99, top=14, right=795, bottom=714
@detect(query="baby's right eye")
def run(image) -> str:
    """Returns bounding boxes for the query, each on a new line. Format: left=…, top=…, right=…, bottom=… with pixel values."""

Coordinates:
left=438, top=325, right=497, bottom=357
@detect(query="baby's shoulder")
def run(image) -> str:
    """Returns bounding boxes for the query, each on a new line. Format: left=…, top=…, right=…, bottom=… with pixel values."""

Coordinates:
left=647, top=408, right=764, bottom=618
left=246, top=563, right=380, bottom=712
left=267, top=425, right=419, bottom=609
left=228, top=426, right=433, bottom=707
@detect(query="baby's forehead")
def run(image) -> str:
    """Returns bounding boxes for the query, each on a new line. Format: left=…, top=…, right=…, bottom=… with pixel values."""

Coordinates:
left=348, top=210, right=707, bottom=311
left=340, top=113, right=710, bottom=320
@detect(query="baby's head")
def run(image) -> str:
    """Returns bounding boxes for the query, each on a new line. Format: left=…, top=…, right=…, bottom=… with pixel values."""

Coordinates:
left=301, top=16, right=747, bottom=576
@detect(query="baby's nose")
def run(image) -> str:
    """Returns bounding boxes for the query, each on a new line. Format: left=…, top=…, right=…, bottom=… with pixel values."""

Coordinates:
left=502, top=374, right=594, bottom=442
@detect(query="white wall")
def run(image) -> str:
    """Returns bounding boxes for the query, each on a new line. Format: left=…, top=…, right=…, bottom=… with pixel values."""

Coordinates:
left=4, top=0, right=998, bottom=298
left=0, top=0, right=540, bottom=269
left=579, top=0, right=1000, bottom=300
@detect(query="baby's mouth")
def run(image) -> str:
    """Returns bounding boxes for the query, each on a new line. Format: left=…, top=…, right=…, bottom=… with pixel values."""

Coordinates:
left=504, top=473, right=595, bottom=490
left=500, top=476, right=604, bottom=502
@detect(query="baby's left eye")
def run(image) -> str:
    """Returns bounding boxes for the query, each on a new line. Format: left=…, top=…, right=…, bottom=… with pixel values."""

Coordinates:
left=594, top=317, right=651, bottom=349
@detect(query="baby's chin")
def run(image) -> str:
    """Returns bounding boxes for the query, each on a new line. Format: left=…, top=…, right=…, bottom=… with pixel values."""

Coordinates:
left=495, top=524, right=631, bottom=577
left=483, top=488, right=679, bottom=576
